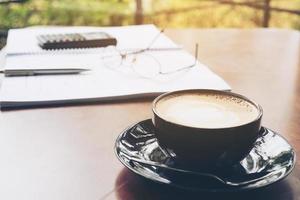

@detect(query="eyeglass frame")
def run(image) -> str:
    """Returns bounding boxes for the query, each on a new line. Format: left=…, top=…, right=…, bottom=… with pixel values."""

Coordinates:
left=100, top=29, right=199, bottom=78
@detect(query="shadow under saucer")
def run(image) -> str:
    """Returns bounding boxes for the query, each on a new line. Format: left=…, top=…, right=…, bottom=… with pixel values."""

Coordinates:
left=114, top=167, right=295, bottom=200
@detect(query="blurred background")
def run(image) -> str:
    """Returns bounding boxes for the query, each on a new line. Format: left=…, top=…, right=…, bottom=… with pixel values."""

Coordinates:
left=0, top=0, right=299, bottom=48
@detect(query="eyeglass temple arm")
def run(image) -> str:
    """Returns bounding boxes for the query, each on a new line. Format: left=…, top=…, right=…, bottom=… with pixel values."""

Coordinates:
left=146, top=29, right=198, bottom=64
left=145, top=29, right=165, bottom=51
left=128, top=28, right=165, bottom=55
left=193, top=43, right=199, bottom=65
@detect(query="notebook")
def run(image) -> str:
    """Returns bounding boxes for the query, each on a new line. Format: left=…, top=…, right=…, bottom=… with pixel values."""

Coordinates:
left=0, top=25, right=230, bottom=110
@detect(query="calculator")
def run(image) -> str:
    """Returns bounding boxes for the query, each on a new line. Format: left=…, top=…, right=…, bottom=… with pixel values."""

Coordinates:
left=37, top=32, right=117, bottom=50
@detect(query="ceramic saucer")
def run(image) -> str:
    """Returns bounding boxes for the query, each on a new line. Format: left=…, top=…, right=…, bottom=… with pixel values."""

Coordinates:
left=115, top=119, right=295, bottom=192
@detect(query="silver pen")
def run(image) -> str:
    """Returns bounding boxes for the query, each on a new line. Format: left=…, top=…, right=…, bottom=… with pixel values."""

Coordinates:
left=0, top=68, right=90, bottom=77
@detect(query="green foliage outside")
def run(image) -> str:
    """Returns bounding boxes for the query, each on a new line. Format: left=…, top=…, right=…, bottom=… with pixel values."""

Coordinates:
left=0, top=0, right=299, bottom=29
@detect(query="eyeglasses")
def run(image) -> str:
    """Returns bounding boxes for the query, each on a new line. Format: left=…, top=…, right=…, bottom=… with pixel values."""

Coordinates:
left=100, top=29, right=198, bottom=79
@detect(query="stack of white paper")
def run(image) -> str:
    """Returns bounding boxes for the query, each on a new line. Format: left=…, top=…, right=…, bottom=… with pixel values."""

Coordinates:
left=0, top=25, right=230, bottom=110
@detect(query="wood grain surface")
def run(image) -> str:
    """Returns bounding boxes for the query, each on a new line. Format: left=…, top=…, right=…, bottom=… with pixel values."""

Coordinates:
left=0, top=29, right=299, bottom=200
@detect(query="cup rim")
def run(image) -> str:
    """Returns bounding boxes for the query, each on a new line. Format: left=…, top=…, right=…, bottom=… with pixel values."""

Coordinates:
left=152, top=89, right=263, bottom=130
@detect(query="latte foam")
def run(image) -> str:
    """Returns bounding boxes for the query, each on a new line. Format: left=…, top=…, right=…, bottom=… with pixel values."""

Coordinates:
left=155, top=92, right=259, bottom=128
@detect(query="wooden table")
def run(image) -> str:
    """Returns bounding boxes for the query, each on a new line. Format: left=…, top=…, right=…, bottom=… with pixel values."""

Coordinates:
left=0, top=29, right=299, bottom=200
